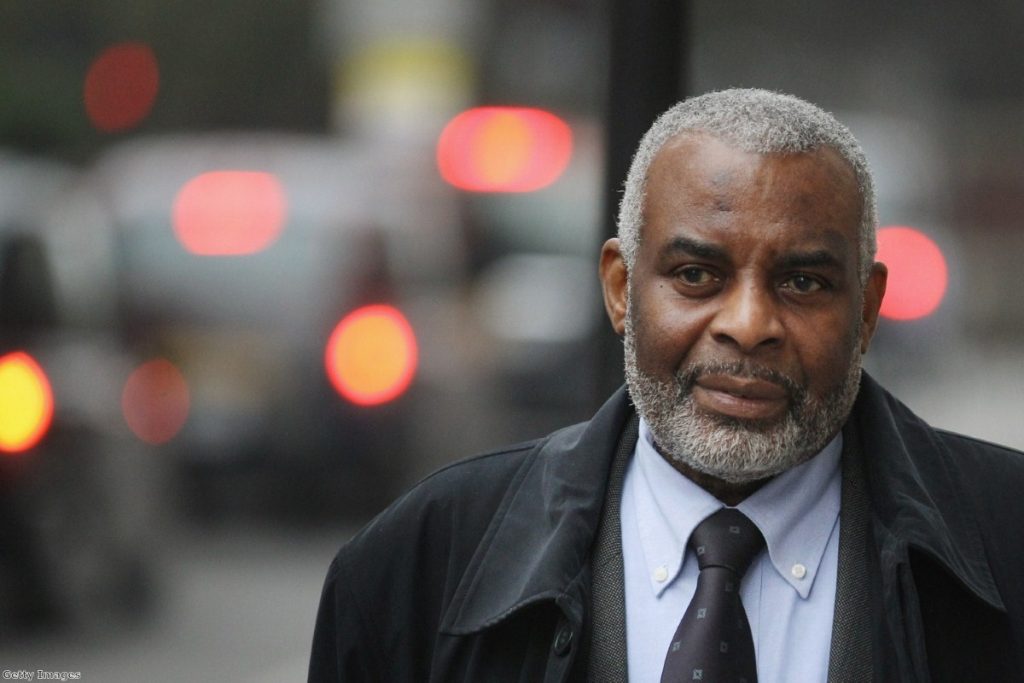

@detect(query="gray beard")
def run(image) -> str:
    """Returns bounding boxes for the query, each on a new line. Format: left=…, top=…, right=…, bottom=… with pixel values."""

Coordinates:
left=623, top=301, right=862, bottom=484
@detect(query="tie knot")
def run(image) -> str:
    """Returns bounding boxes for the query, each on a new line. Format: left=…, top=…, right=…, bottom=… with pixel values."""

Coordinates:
left=689, top=508, right=765, bottom=576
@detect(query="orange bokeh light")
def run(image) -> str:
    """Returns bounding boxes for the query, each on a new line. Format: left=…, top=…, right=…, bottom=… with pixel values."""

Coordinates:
left=122, top=359, right=190, bottom=445
left=877, top=226, right=949, bottom=321
left=172, top=171, right=287, bottom=256
left=0, top=352, right=54, bottom=454
left=83, top=42, right=160, bottom=133
left=325, top=305, right=418, bottom=406
left=437, top=107, right=573, bottom=192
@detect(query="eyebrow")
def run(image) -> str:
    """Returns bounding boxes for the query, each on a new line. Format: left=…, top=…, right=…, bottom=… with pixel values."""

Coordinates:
left=661, top=236, right=728, bottom=261
left=776, top=249, right=845, bottom=271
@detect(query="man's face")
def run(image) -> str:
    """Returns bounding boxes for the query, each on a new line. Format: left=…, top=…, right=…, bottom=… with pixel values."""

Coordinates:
left=600, top=133, right=886, bottom=483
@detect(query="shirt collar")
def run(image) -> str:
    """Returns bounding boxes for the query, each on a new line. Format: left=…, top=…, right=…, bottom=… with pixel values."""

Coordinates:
left=632, top=417, right=841, bottom=600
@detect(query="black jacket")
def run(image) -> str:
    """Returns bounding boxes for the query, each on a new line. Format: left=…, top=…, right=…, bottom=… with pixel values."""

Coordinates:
left=309, top=374, right=1024, bottom=681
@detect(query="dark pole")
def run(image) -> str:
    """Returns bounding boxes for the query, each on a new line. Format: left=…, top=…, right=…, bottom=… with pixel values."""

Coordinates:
left=595, top=0, right=688, bottom=405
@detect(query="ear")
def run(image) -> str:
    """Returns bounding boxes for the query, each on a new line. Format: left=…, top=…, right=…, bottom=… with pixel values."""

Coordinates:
left=599, top=238, right=629, bottom=336
left=858, top=261, right=888, bottom=353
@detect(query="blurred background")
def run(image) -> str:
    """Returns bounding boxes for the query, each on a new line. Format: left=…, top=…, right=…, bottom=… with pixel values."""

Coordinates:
left=0, top=0, right=1022, bottom=679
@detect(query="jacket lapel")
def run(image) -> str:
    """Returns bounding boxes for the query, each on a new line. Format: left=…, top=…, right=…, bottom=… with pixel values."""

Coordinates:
left=587, top=413, right=638, bottom=681
left=851, top=373, right=1007, bottom=680
left=853, top=372, right=1004, bottom=613
left=827, top=419, right=873, bottom=682
left=440, top=387, right=632, bottom=636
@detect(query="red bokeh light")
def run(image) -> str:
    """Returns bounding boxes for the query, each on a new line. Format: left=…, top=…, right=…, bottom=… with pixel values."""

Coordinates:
left=325, top=305, right=418, bottom=406
left=437, top=107, right=573, bottom=192
left=172, top=171, right=287, bottom=256
left=83, top=42, right=160, bottom=133
left=0, top=352, right=54, bottom=454
left=876, top=226, right=949, bottom=321
left=122, top=359, right=190, bottom=445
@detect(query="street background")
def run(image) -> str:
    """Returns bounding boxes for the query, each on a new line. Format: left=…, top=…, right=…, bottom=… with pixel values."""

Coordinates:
left=1, top=1, right=1022, bottom=680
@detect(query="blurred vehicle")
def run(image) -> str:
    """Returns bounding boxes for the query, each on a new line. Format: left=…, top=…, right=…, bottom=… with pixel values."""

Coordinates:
left=0, top=153, right=157, bottom=635
left=52, top=133, right=470, bottom=520
left=459, top=117, right=609, bottom=438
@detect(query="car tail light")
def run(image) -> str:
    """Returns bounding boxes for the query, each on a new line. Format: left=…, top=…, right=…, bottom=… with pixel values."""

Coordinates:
left=325, top=304, right=418, bottom=406
left=0, top=351, right=55, bottom=454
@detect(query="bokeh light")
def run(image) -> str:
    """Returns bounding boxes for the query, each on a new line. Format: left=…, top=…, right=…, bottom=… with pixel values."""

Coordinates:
left=83, top=42, right=160, bottom=133
left=122, top=359, right=190, bottom=445
left=437, top=107, right=573, bottom=192
left=877, top=226, right=949, bottom=321
left=172, top=171, right=287, bottom=256
left=325, top=305, right=418, bottom=406
left=0, top=352, right=54, bottom=454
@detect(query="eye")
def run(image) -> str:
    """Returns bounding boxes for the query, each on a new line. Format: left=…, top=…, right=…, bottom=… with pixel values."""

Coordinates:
left=782, top=274, right=826, bottom=293
left=677, top=266, right=717, bottom=286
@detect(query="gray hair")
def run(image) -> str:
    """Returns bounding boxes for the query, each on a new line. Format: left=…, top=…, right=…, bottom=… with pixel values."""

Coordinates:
left=617, top=88, right=877, bottom=285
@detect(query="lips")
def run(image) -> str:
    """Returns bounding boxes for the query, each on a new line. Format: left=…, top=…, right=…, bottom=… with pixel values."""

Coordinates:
left=692, top=373, right=790, bottom=421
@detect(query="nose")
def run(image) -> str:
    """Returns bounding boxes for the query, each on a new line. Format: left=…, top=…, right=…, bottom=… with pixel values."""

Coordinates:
left=708, top=281, right=785, bottom=353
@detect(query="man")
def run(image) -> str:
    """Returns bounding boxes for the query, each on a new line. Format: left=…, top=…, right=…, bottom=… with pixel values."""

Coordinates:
left=309, top=89, right=1024, bottom=681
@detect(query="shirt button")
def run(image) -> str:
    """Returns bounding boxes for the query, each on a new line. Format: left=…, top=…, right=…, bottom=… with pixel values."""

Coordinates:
left=653, top=566, right=669, bottom=582
left=553, top=624, right=574, bottom=656
left=791, top=563, right=807, bottom=579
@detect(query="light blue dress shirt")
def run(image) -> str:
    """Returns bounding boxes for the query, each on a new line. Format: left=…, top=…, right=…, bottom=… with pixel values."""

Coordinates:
left=621, top=418, right=841, bottom=682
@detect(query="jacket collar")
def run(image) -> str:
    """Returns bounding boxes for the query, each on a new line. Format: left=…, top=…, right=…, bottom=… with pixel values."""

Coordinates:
left=440, top=387, right=633, bottom=635
left=851, top=372, right=1004, bottom=612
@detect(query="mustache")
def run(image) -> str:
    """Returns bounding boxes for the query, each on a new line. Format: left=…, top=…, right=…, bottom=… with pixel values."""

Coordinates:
left=674, top=361, right=806, bottom=403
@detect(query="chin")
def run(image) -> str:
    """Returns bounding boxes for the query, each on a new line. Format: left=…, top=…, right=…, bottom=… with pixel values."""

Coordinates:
left=660, top=401, right=832, bottom=484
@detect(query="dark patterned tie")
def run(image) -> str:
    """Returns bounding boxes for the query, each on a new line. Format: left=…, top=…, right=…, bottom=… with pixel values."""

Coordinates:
left=661, top=508, right=765, bottom=683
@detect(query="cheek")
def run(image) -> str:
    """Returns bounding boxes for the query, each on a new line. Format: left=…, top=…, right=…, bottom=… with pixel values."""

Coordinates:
left=797, top=317, right=860, bottom=391
left=630, top=288, right=709, bottom=372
